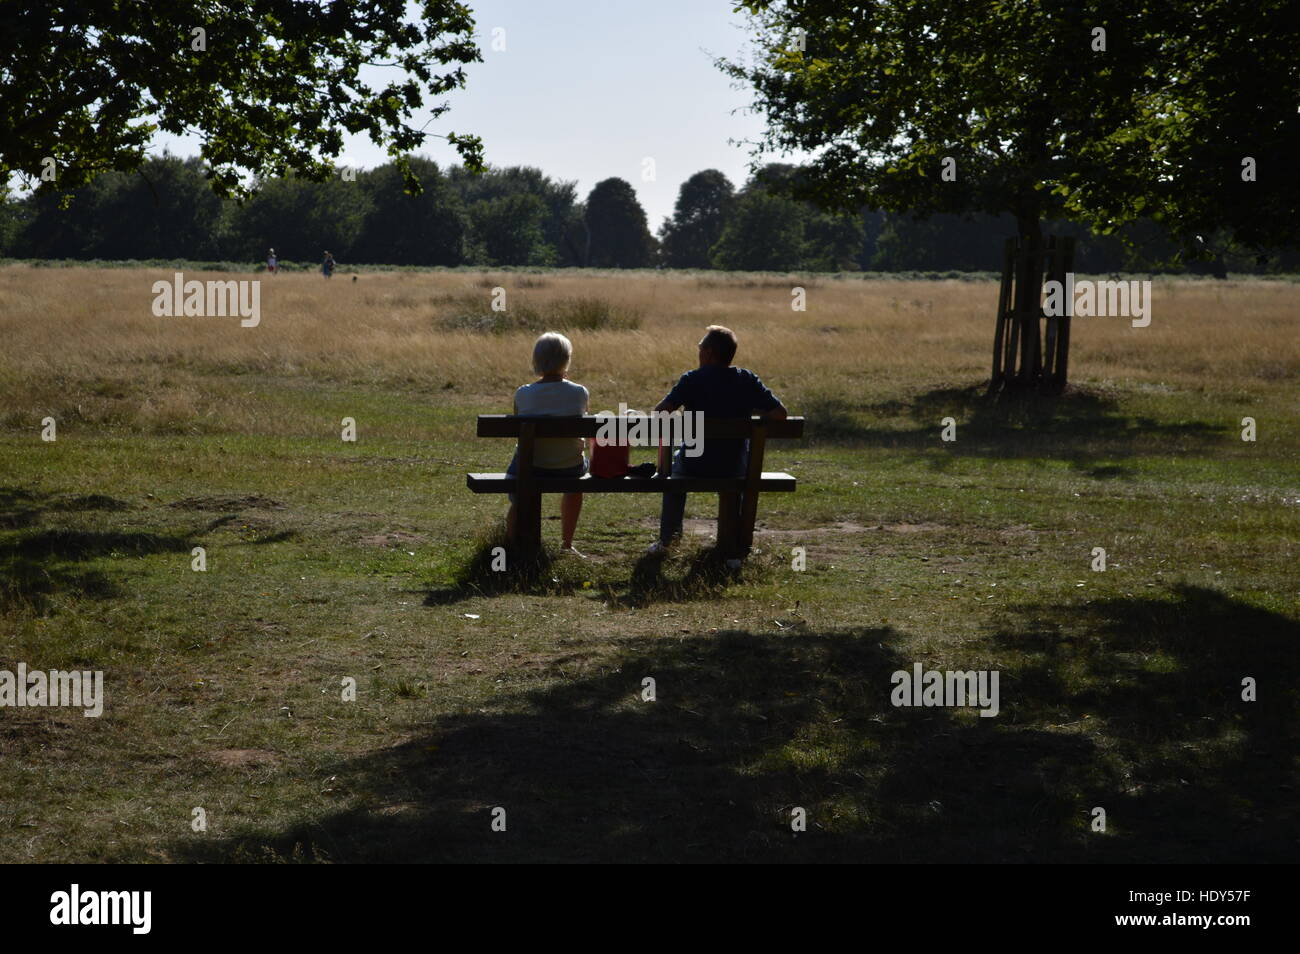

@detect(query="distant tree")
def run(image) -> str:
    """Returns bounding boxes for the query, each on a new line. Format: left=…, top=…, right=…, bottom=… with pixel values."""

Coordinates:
left=708, top=164, right=860, bottom=271
left=351, top=159, right=464, bottom=266
left=467, top=193, right=553, bottom=266
left=710, top=191, right=805, bottom=271
left=227, top=173, right=366, bottom=264
left=448, top=165, right=580, bottom=265
left=583, top=178, right=655, bottom=268
left=802, top=208, right=865, bottom=271
left=659, top=170, right=735, bottom=268
left=0, top=191, right=28, bottom=257
left=95, top=156, right=226, bottom=259
left=871, top=214, right=1012, bottom=272
left=858, top=208, right=886, bottom=270
left=1, top=0, right=483, bottom=198
left=558, top=206, right=589, bottom=268
left=15, top=180, right=105, bottom=259
left=19, top=155, right=224, bottom=259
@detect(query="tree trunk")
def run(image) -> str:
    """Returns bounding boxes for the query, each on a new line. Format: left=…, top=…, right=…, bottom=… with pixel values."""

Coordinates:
left=991, top=207, right=1077, bottom=395
left=1013, top=212, right=1044, bottom=387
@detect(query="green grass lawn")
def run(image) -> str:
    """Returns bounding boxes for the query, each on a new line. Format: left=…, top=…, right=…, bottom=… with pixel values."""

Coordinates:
left=1, top=374, right=1297, bottom=862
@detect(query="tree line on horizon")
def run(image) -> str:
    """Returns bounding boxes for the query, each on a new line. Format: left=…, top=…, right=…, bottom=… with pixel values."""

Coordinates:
left=2, top=155, right=1295, bottom=274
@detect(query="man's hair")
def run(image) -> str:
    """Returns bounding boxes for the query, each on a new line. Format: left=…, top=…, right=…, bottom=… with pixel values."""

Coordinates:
left=532, top=331, right=573, bottom=375
left=701, top=325, right=738, bottom=365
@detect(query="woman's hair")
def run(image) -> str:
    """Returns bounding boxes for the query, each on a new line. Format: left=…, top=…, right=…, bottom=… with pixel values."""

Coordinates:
left=532, top=331, right=573, bottom=376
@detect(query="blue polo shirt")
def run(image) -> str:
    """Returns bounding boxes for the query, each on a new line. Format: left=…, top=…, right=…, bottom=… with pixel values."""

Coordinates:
left=661, top=365, right=781, bottom=474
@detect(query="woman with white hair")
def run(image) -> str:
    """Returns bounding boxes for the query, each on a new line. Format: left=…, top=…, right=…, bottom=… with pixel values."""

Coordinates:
left=505, top=331, right=590, bottom=554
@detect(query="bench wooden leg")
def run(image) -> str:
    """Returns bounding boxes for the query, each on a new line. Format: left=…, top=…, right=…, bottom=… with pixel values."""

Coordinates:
left=515, top=492, right=542, bottom=551
left=738, top=490, right=759, bottom=553
left=512, top=422, right=542, bottom=551
left=717, top=491, right=740, bottom=557
left=737, top=424, right=766, bottom=555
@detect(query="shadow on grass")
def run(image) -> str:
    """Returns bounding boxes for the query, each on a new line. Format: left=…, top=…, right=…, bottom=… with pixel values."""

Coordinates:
left=0, top=486, right=197, bottom=614
left=419, top=534, right=766, bottom=608
left=6, top=528, right=194, bottom=560
left=802, top=384, right=1228, bottom=476
left=988, top=584, right=1299, bottom=861
left=421, top=528, right=570, bottom=606
left=46, top=493, right=136, bottom=512
left=614, top=543, right=777, bottom=608
left=0, top=488, right=43, bottom=529
left=0, top=487, right=136, bottom=524
left=0, top=530, right=193, bottom=615
left=0, top=558, right=123, bottom=613
left=240, top=530, right=298, bottom=546
left=170, top=585, right=1297, bottom=863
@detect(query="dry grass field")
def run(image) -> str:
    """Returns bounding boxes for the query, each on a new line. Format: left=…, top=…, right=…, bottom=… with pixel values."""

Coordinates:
left=1, top=267, right=1297, bottom=435
left=0, top=263, right=1297, bottom=862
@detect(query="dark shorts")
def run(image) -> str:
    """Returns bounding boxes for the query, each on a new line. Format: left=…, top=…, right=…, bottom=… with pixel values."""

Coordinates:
left=505, top=452, right=588, bottom=504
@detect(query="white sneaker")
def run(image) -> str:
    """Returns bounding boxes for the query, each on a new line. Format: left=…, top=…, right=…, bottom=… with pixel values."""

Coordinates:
left=559, top=545, right=586, bottom=559
left=646, top=540, right=669, bottom=556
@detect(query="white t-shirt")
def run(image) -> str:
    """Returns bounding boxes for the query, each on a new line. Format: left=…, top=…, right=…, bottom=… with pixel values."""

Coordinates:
left=513, top=379, right=589, bottom=469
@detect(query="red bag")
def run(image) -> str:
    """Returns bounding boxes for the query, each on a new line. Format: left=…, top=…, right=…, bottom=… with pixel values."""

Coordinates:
left=590, top=438, right=630, bottom=478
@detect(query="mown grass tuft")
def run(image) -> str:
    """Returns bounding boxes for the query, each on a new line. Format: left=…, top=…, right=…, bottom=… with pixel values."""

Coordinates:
left=439, top=294, right=642, bottom=334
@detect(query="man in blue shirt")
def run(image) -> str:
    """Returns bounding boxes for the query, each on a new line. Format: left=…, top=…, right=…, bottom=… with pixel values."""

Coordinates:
left=649, top=325, right=787, bottom=556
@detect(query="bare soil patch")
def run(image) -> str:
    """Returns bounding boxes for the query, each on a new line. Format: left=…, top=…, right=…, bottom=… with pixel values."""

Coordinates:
left=359, top=530, right=426, bottom=548
left=170, top=494, right=287, bottom=512
left=206, top=748, right=279, bottom=767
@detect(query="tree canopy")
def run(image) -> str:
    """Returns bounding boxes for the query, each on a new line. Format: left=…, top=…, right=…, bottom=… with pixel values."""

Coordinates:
left=583, top=178, right=656, bottom=268
left=5, top=155, right=1294, bottom=273
left=659, top=169, right=736, bottom=268
left=1, top=0, right=484, bottom=198
left=722, top=0, right=1300, bottom=253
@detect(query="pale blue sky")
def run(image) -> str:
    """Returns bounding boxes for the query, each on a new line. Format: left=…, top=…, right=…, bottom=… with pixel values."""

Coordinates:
left=152, top=0, right=793, bottom=230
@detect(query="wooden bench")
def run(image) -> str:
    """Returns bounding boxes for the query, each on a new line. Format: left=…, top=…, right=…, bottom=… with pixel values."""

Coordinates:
left=467, top=414, right=804, bottom=555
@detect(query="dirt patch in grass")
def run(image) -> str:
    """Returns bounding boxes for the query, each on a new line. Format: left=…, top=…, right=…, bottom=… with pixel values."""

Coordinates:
left=873, top=522, right=947, bottom=533
left=339, top=456, right=433, bottom=466
left=998, top=524, right=1040, bottom=537
left=756, top=521, right=873, bottom=536
left=652, top=518, right=876, bottom=538
left=359, top=530, right=426, bottom=548
left=48, top=494, right=136, bottom=512
left=170, top=494, right=287, bottom=511
left=206, top=749, right=279, bottom=768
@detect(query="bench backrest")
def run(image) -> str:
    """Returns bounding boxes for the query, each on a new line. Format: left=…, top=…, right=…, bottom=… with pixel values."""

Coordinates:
left=476, top=415, right=805, bottom=439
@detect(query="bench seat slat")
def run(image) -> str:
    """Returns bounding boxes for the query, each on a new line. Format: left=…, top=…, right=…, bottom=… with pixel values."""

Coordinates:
left=467, top=472, right=798, bottom=494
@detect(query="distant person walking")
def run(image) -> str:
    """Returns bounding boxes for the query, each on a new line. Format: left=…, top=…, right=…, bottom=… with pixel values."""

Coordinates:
left=322, top=251, right=336, bottom=278
left=267, top=248, right=278, bottom=274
